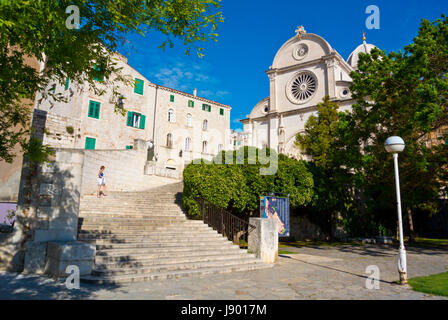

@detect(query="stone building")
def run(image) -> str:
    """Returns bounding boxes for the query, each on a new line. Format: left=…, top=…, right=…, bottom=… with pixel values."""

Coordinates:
left=241, top=26, right=376, bottom=157
left=33, top=53, right=231, bottom=178
left=0, top=55, right=41, bottom=222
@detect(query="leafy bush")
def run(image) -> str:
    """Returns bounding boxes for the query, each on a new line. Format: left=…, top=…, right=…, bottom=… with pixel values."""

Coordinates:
left=182, top=147, right=314, bottom=216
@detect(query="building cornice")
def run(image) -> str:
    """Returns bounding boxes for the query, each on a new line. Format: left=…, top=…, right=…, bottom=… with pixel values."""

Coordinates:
left=148, top=83, right=231, bottom=110
left=240, top=97, right=356, bottom=124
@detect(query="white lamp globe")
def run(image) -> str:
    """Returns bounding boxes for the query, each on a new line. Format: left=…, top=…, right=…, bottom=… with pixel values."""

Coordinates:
left=384, top=136, right=405, bottom=153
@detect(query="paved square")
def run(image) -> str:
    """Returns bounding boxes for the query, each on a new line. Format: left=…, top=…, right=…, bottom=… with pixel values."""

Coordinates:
left=1, top=245, right=447, bottom=300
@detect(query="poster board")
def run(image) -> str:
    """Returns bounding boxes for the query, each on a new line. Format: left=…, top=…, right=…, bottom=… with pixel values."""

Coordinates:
left=260, top=195, right=290, bottom=237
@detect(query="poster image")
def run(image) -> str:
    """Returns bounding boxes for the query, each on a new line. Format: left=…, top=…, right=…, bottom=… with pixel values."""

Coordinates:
left=260, top=196, right=290, bottom=237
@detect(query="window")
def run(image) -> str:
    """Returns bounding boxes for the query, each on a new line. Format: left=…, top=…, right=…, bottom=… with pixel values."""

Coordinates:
left=134, top=78, right=144, bottom=95
left=202, top=104, right=211, bottom=112
left=202, top=141, right=208, bottom=153
left=88, top=100, right=101, bottom=119
left=186, top=113, right=192, bottom=127
left=65, top=78, right=70, bottom=90
left=170, top=95, right=175, bottom=102
left=203, top=119, right=208, bottom=131
left=126, top=145, right=133, bottom=150
left=126, top=111, right=146, bottom=129
left=167, top=133, right=173, bottom=148
left=93, top=64, right=104, bottom=82
left=85, top=137, right=96, bottom=150
left=188, top=100, right=194, bottom=108
left=168, top=108, right=175, bottom=123
left=219, top=108, right=224, bottom=116
left=218, top=144, right=223, bottom=152
left=185, top=137, right=191, bottom=151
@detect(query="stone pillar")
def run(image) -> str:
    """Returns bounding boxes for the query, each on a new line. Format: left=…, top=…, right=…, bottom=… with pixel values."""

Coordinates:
left=248, top=217, right=278, bottom=263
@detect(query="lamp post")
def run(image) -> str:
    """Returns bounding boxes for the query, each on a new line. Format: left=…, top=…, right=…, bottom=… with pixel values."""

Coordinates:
left=384, top=136, right=407, bottom=284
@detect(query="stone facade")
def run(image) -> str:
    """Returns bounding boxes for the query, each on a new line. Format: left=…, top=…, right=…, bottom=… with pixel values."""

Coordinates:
left=33, top=53, right=231, bottom=178
left=241, top=26, right=375, bottom=158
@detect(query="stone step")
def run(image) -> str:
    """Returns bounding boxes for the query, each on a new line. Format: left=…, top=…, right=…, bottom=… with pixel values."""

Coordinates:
left=79, top=206, right=184, bottom=211
left=79, top=216, right=187, bottom=223
left=95, top=243, right=239, bottom=256
left=80, top=197, right=180, bottom=202
left=93, top=248, right=246, bottom=263
left=93, top=252, right=256, bottom=269
left=79, top=205, right=182, bottom=212
left=78, top=213, right=185, bottom=219
left=78, top=229, right=218, bottom=237
left=81, top=263, right=273, bottom=284
left=92, top=257, right=263, bottom=276
left=78, top=221, right=209, bottom=230
left=79, top=234, right=226, bottom=244
left=78, top=219, right=186, bottom=226
left=80, top=201, right=181, bottom=205
left=93, top=238, right=228, bottom=250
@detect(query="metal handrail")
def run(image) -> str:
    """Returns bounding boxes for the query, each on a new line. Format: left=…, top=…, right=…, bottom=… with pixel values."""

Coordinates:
left=195, top=198, right=255, bottom=247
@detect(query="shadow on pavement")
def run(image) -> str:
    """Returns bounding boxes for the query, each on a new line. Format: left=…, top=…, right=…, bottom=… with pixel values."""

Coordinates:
left=0, top=272, right=121, bottom=300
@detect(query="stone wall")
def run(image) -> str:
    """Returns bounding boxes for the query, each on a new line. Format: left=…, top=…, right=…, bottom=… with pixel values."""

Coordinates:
left=288, top=215, right=328, bottom=241
left=42, top=113, right=81, bottom=149
left=80, top=146, right=148, bottom=195
left=0, top=148, right=84, bottom=273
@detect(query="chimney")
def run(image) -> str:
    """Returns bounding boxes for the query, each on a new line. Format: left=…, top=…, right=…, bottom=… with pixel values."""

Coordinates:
left=193, top=88, right=197, bottom=97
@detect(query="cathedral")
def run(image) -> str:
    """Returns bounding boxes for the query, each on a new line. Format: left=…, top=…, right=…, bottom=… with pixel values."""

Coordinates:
left=241, top=26, right=376, bottom=158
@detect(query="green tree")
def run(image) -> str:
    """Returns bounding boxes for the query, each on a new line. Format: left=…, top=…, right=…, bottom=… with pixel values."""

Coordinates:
left=295, top=96, right=348, bottom=239
left=0, top=0, right=224, bottom=162
left=343, top=15, right=448, bottom=239
left=182, top=147, right=314, bottom=217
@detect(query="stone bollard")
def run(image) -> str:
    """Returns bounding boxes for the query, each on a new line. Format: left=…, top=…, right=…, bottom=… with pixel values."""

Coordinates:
left=248, top=217, right=278, bottom=263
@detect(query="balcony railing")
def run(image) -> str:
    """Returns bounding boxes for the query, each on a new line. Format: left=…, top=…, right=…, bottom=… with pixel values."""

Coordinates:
left=195, top=198, right=255, bottom=247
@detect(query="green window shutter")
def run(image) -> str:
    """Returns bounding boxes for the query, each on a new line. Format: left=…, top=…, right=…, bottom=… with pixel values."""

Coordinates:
left=202, top=104, right=206, bottom=111
left=134, top=78, right=144, bottom=95
left=220, top=108, right=224, bottom=116
left=188, top=100, right=194, bottom=108
left=139, top=114, right=146, bottom=129
left=208, top=105, right=211, bottom=112
left=88, top=100, right=95, bottom=118
left=85, top=137, right=96, bottom=150
left=65, top=78, right=70, bottom=90
left=88, top=100, right=100, bottom=119
left=126, top=145, right=133, bottom=150
left=93, top=64, right=104, bottom=82
left=94, top=102, right=100, bottom=119
left=127, top=111, right=133, bottom=126
left=170, top=95, right=174, bottom=102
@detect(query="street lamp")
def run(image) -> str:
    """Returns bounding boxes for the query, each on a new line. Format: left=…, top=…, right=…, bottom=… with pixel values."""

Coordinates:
left=384, top=136, right=407, bottom=284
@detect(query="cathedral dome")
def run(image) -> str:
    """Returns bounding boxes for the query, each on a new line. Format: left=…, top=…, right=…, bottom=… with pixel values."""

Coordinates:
left=347, top=42, right=377, bottom=70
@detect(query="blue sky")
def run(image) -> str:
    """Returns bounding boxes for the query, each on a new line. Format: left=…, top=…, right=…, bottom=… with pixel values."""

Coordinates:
left=117, top=0, right=447, bottom=131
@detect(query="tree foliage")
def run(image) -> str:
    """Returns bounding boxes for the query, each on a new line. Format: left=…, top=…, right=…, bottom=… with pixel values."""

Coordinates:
left=182, top=147, right=314, bottom=216
left=0, top=0, right=224, bottom=162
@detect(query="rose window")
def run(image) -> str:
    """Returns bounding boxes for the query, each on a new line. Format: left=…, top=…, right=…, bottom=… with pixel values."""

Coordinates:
left=289, top=72, right=317, bottom=103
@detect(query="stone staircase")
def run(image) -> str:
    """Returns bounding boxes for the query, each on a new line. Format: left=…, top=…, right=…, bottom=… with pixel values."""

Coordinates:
left=77, top=182, right=272, bottom=284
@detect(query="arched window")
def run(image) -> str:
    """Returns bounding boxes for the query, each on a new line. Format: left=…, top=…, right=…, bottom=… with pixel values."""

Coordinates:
left=185, top=137, right=191, bottom=151
left=202, top=141, right=208, bottom=154
left=186, top=113, right=192, bottom=127
left=168, top=108, right=175, bottom=123
left=203, top=119, right=208, bottom=131
left=166, top=133, right=173, bottom=148
left=218, top=144, right=223, bottom=153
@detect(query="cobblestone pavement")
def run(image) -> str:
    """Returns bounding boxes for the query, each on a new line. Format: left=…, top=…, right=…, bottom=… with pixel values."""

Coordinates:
left=1, top=245, right=447, bottom=300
